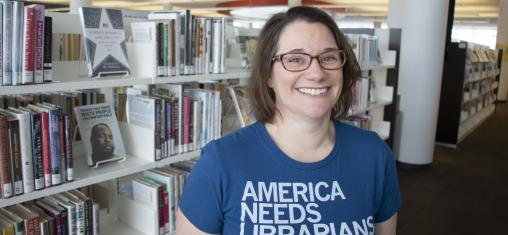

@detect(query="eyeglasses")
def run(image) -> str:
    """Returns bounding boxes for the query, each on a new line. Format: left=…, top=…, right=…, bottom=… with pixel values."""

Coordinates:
left=272, top=49, right=346, bottom=72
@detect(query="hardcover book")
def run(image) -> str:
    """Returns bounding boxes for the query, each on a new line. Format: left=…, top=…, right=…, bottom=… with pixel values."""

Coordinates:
left=228, top=86, right=255, bottom=127
left=74, top=103, right=126, bottom=168
left=78, top=7, right=130, bottom=78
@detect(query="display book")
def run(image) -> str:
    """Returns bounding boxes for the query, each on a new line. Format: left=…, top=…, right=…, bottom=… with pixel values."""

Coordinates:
left=0, top=8, right=248, bottom=235
left=0, top=1, right=53, bottom=86
left=436, top=41, right=501, bottom=147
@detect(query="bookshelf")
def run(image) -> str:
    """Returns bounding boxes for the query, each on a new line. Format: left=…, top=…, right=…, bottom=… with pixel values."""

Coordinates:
left=0, top=9, right=247, bottom=235
left=343, top=28, right=402, bottom=148
left=436, top=41, right=502, bottom=147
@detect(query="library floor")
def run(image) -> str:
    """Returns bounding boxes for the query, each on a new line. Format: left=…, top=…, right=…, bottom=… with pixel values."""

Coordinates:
left=397, top=103, right=508, bottom=235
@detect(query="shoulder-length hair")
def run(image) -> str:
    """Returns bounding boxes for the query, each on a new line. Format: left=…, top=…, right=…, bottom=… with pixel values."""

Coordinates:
left=248, top=6, right=361, bottom=123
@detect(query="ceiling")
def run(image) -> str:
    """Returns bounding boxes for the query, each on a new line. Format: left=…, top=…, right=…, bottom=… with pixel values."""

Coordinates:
left=25, top=0, right=500, bottom=24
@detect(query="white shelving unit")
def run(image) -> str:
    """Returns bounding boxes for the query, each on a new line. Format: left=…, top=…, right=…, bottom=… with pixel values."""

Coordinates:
left=458, top=105, right=495, bottom=142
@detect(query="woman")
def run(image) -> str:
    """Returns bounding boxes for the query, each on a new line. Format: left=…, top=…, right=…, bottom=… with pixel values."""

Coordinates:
left=177, top=6, right=400, bottom=235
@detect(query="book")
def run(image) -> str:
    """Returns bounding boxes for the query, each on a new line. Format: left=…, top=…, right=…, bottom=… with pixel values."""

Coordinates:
left=43, top=17, right=52, bottom=82
left=60, top=192, right=86, bottom=235
left=228, top=86, right=255, bottom=127
left=0, top=110, right=23, bottom=195
left=0, top=113, right=13, bottom=198
left=26, top=206, right=52, bottom=235
left=0, top=208, right=24, bottom=235
left=5, top=205, right=40, bottom=235
left=32, top=4, right=45, bottom=84
left=2, top=1, right=13, bottom=86
left=21, top=6, right=35, bottom=85
left=78, top=7, right=130, bottom=78
left=25, top=105, right=52, bottom=188
left=11, top=1, right=24, bottom=86
left=74, top=103, right=126, bottom=167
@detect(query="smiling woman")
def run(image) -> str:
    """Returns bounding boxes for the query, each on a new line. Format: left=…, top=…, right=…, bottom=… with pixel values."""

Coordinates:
left=176, top=6, right=400, bottom=235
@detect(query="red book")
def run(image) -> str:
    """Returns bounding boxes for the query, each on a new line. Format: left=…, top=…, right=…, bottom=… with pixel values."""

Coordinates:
left=40, top=111, right=51, bottom=187
left=21, top=6, right=36, bottom=85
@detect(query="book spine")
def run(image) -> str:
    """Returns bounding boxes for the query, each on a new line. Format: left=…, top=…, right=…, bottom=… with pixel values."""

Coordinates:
left=2, top=1, right=13, bottom=86
left=163, top=22, right=168, bottom=76
left=212, top=19, right=221, bottom=74
left=165, top=101, right=171, bottom=157
left=188, top=100, right=194, bottom=151
left=8, top=119, right=23, bottom=195
left=33, top=5, right=45, bottom=84
left=43, top=17, right=52, bottom=82
left=0, top=115, right=13, bottom=198
left=168, top=20, right=175, bottom=76
left=182, top=96, right=190, bottom=153
left=85, top=199, right=92, bottom=235
left=154, top=98, right=162, bottom=160
left=92, top=203, right=99, bottom=235
left=157, top=22, right=164, bottom=77
left=11, top=1, right=24, bottom=86
left=21, top=7, right=35, bottom=85
left=0, top=3, right=3, bottom=87
left=170, top=101, right=176, bottom=156
left=157, top=186, right=164, bottom=235
left=31, top=113, right=44, bottom=191
left=48, top=109, right=61, bottom=185
left=18, top=112, right=35, bottom=193
left=57, top=114, right=66, bottom=184
left=64, top=115, right=73, bottom=181
left=41, top=112, right=52, bottom=187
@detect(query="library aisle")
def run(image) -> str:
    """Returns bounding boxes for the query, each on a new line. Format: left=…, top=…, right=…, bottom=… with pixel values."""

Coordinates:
left=397, top=103, right=508, bottom=234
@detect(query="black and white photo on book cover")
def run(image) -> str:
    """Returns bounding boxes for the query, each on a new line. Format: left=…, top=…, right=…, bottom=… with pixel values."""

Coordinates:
left=79, top=7, right=130, bottom=78
left=74, top=103, right=126, bottom=168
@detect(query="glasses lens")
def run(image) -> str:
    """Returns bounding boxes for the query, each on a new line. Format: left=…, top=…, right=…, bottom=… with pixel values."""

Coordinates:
left=282, top=53, right=311, bottom=71
left=319, top=50, right=346, bottom=69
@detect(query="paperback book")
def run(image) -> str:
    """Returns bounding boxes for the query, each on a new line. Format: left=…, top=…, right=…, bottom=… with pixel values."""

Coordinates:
left=74, top=103, right=126, bottom=168
left=78, top=7, right=130, bottom=78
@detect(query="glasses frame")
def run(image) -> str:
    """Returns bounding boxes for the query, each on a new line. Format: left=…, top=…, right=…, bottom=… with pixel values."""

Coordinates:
left=272, top=49, right=347, bottom=72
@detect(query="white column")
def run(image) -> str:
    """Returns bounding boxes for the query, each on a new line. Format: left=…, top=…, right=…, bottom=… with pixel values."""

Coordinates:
left=497, top=0, right=508, bottom=101
left=387, top=0, right=450, bottom=165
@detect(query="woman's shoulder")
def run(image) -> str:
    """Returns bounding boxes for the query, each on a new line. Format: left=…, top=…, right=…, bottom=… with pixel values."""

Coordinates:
left=334, top=120, right=392, bottom=158
left=334, top=120, right=383, bottom=143
left=202, top=122, right=264, bottom=159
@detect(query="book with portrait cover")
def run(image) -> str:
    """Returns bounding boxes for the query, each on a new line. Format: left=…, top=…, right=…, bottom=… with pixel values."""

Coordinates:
left=78, top=7, right=130, bottom=78
left=74, top=103, right=126, bottom=168
left=228, top=86, right=256, bottom=127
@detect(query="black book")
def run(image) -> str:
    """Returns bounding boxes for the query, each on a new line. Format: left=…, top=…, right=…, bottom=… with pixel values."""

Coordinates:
left=43, top=16, right=53, bottom=82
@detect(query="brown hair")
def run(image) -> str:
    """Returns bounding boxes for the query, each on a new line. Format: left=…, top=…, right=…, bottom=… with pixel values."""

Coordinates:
left=248, top=6, right=361, bottom=123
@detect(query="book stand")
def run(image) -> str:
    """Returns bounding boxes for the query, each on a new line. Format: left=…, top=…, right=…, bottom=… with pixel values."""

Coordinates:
left=91, top=155, right=127, bottom=168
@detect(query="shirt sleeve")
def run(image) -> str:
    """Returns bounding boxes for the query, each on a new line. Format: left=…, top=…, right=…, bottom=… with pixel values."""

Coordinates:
left=374, top=143, right=402, bottom=223
left=179, top=142, right=224, bottom=233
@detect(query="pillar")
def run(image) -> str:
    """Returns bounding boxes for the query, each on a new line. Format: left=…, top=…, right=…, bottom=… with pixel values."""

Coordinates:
left=387, top=0, right=450, bottom=165
left=497, top=0, right=508, bottom=101
left=70, top=0, right=92, bottom=14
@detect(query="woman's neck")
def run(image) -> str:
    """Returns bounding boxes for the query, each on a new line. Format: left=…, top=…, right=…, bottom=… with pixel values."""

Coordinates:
left=266, top=114, right=335, bottom=163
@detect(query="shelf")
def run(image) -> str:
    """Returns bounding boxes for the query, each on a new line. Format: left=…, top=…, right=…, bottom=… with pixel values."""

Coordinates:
left=154, top=150, right=201, bottom=168
left=462, top=84, right=499, bottom=105
left=458, top=105, right=495, bottom=142
left=464, top=74, right=496, bottom=84
left=351, top=99, right=392, bottom=115
left=0, top=71, right=250, bottom=96
left=0, top=153, right=154, bottom=208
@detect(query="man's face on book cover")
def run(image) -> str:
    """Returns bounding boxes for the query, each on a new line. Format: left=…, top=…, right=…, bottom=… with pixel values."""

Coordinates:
left=91, top=124, right=115, bottom=157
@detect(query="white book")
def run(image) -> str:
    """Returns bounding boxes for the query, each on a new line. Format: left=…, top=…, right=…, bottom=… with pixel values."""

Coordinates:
left=92, top=202, right=99, bottom=235
left=6, top=108, right=34, bottom=194
left=130, top=21, right=158, bottom=76
left=11, top=1, right=23, bottom=86
left=61, top=192, right=86, bottom=235
left=0, top=3, right=3, bottom=86
left=132, top=178, right=162, bottom=235
left=220, top=18, right=226, bottom=74
left=211, top=19, right=221, bottom=74
left=2, top=1, right=13, bottom=86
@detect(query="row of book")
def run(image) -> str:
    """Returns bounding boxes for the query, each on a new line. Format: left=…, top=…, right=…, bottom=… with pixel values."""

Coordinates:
left=345, top=34, right=380, bottom=68
left=0, top=189, right=98, bottom=235
left=0, top=90, right=103, bottom=198
left=350, top=77, right=376, bottom=113
left=0, top=1, right=53, bottom=86
left=124, top=83, right=222, bottom=160
left=466, top=46, right=498, bottom=63
left=460, top=93, right=496, bottom=122
left=120, top=160, right=195, bottom=235
left=463, top=78, right=498, bottom=103
left=131, top=10, right=226, bottom=77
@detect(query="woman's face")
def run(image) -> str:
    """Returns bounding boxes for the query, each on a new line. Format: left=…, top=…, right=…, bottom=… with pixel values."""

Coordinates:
left=269, top=21, right=343, bottom=121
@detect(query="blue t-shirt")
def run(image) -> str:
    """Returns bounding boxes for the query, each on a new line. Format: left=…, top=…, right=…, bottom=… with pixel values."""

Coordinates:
left=179, top=121, right=401, bottom=235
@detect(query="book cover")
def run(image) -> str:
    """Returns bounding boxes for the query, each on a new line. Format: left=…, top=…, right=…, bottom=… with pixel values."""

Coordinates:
left=43, top=16, right=52, bottom=82
left=11, top=1, right=24, bottom=86
left=74, top=103, right=126, bottom=167
left=78, top=7, right=130, bottom=78
left=0, top=110, right=24, bottom=195
left=228, top=86, right=255, bottom=127
left=21, top=6, right=35, bottom=85
left=26, top=105, right=51, bottom=188
left=32, top=5, right=45, bottom=84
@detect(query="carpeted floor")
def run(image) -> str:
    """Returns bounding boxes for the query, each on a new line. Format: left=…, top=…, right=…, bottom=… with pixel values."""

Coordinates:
left=396, top=103, right=508, bottom=235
